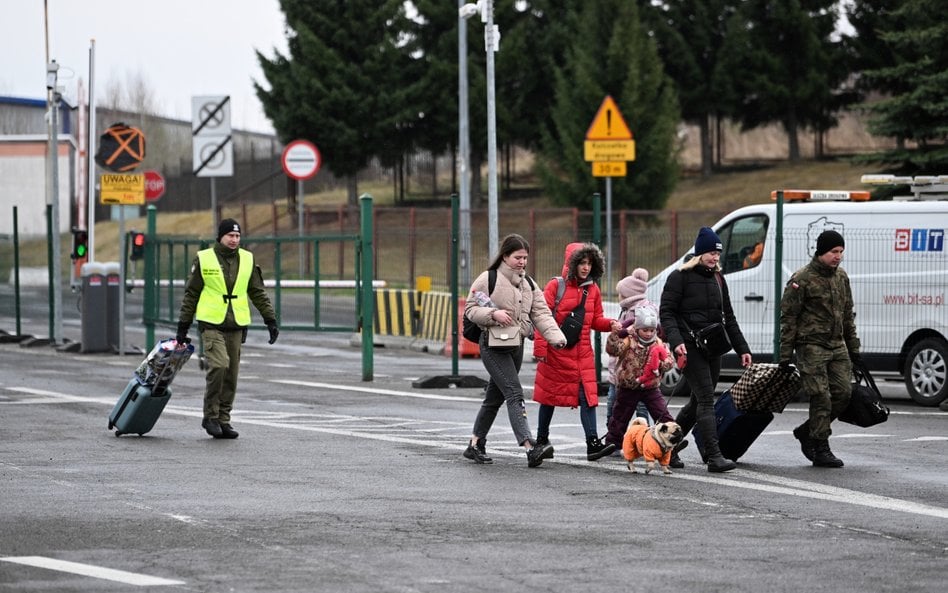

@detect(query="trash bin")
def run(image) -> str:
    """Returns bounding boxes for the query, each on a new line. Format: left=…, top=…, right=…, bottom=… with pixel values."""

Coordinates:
left=104, top=261, right=121, bottom=351
left=80, top=262, right=110, bottom=353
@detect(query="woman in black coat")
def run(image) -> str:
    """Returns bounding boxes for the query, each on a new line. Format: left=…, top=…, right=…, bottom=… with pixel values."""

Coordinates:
left=660, top=227, right=753, bottom=472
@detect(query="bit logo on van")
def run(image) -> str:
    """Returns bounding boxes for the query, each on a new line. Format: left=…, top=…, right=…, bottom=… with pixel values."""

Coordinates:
left=895, top=228, right=945, bottom=252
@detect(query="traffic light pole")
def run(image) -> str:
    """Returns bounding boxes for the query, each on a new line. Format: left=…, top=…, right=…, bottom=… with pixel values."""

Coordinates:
left=118, top=207, right=127, bottom=356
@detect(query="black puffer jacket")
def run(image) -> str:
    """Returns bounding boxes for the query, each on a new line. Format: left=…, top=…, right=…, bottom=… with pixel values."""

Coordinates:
left=659, top=258, right=749, bottom=355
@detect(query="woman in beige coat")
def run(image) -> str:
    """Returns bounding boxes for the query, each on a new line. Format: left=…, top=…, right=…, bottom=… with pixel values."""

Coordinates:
left=463, top=234, right=567, bottom=468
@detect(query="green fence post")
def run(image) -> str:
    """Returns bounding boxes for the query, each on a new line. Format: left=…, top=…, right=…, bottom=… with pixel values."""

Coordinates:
left=360, top=194, right=374, bottom=381
left=773, top=190, right=784, bottom=361
left=450, top=193, right=460, bottom=377
left=144, top=205, right=157, bottom=347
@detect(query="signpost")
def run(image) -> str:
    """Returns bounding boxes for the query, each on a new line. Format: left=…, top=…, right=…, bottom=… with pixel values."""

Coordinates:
left=192, top=95, right=233, bottom=229
left=584, top=95, right=635, bottom=294
left=100, top=173, right=145, bottom=205
left=144, top=170, right=166, bottom=202
left=281, top=140, right=322, bottom=277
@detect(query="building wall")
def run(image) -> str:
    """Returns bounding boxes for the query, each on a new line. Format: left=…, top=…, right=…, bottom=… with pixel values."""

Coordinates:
left=0, top=139, right=74, bottom=237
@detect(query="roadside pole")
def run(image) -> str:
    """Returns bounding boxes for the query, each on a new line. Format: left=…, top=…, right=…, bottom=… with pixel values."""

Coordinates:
left=360, top=194, right=374, bottom=382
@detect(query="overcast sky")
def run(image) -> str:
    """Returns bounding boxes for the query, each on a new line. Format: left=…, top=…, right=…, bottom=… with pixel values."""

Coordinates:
left=1, top=0, right=288, bottom=133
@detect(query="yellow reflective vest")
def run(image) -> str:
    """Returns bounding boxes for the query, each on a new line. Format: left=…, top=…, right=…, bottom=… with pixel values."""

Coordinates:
left=195, top=248, right=253, bottom=326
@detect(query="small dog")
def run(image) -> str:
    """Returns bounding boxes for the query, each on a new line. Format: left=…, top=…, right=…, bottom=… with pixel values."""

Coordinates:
left=622, top=417, right=684, bottom=474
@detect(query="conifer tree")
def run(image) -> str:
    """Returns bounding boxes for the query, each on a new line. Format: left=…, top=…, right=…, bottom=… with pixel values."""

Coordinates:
left=537, top=1, right=680, bottom=210
left=254, top=0, right=406, bottom=206
left=859, top=0, right=948, bottom=171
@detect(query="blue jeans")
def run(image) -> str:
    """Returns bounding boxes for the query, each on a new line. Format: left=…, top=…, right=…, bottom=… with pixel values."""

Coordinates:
left=537, top=384, right=598, bottom=440
left=472, top=336, right=534, bottom=447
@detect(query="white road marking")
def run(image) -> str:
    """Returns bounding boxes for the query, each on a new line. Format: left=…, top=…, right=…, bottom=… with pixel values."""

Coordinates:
left=5, top=384, right=947, bottom=520
left=0, top=556, right=184, bottom=586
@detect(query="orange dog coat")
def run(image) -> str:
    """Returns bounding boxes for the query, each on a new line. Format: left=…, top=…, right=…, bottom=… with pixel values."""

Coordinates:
left=622, top=419, right=673, bottom=467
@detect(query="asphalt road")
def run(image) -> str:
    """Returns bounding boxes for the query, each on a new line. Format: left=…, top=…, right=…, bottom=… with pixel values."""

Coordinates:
left=1, top=298, right=947, bottom=593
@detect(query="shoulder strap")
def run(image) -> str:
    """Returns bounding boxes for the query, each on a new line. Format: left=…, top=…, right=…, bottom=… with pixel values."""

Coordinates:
left=552, top=277, right=567, bottom=313
left=488, top=268, right=496, bottom=295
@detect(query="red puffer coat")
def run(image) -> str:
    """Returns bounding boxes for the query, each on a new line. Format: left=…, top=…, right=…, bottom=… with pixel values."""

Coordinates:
left=533, top=243, right=614, bottom=407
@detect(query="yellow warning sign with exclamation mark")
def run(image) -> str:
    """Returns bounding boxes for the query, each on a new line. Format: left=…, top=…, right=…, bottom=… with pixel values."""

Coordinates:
left=585, top=95, right=632, bottom=140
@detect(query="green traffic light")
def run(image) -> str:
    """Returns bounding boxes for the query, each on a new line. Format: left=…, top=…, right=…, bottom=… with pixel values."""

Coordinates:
left=76, top=245, right=87, bottom=257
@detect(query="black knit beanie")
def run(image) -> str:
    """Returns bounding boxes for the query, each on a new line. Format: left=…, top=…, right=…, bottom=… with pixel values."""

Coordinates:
left=217, top=219, right=241, bottom=242
left=815, top=230, right=844, bottom=256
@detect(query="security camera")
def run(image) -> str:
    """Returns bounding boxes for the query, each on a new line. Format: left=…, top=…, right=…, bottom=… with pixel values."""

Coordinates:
left=459, top=3, right=479, bottom=18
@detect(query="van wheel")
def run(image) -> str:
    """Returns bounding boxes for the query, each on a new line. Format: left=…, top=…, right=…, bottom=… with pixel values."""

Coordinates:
left=660, top=366, right=683, bottom=397
left=903, top=338, right=948, bottom=406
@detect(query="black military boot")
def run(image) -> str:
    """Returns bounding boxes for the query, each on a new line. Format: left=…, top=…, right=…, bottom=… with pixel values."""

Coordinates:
left=586, top=436, right=617, bottom=461
left=535, top=435, right=553, bottom=458
left=812, top=439, right=844, bottom=468
left=792, top=422, right=815, bottom=462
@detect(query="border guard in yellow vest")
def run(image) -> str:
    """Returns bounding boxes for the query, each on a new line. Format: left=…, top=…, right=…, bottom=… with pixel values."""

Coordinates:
left=176, top=219, right=278, bottom=439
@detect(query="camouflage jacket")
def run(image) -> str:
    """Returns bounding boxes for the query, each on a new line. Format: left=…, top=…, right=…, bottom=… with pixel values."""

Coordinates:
left=779, top=257, right=860, bottom=361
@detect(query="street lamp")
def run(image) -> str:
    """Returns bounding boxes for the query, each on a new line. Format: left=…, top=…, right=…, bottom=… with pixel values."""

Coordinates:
left=46, top=60, right=64, bottom=345
left=459, top=1, right=500, bottom=259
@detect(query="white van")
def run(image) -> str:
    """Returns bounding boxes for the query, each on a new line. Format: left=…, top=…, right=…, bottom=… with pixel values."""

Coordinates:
left=647, top=176, right=948, bottom=406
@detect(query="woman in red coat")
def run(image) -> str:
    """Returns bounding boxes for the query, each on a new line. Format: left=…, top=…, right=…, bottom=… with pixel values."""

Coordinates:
left=534, top=242, right=620, bottom=460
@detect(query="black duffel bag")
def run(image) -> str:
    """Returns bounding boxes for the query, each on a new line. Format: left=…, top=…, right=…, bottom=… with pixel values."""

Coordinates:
left=839, top=359, right=890, bottom=427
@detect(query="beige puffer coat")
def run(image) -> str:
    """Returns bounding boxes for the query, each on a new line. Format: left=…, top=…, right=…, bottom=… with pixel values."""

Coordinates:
left=465, top=262, right=564, bottom=348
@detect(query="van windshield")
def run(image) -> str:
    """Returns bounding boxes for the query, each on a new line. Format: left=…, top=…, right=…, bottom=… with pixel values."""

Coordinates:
left=718, top=215, right=769, bottom=274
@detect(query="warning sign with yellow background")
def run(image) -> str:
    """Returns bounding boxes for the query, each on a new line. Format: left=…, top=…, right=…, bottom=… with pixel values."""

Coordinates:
left=584, top=95, right=634, bottom=176
left=100, top=173, right=145, bottom=205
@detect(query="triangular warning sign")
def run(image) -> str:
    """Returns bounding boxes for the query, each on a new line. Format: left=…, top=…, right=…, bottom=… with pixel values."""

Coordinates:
left=585, top=96, right=632, bottom=140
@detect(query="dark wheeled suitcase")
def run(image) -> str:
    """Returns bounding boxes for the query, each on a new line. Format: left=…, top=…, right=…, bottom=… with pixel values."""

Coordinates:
left=108, top=379, right=173, bottom=436
left=694, top=390, right=774, bottom=462
left=108, top=338, right=193, bottom=437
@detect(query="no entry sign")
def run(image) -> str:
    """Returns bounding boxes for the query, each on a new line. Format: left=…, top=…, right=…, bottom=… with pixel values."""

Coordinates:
left=281, top=140, right=321, bottom=181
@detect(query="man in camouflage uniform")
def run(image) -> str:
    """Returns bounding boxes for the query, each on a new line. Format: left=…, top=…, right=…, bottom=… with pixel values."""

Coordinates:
left=779, top=230, right=860, bottom=467
left=176, top=219, right=279, bottom=439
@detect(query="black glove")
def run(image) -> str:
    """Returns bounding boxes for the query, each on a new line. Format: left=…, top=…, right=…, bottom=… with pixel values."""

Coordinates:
left=778, top=360, right=792, bottom=371
left=266, top=321, right=279, bottom=345
left=849, top=351, right=861, bottom=365
left=176, top=321, right=190, bottom=345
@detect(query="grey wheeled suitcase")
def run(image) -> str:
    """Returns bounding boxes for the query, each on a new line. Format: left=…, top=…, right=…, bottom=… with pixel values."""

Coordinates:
left=109, top=379, right=174, bottom=436
left=108, top=338, right=194, bottom=436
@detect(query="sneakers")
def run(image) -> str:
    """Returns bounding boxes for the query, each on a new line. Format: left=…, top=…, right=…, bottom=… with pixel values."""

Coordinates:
left=219, top=423, right=239, bottom=439
left=202, top=417, right=223, bottom=438
left=792, top=424, right=815, bottom=461
left=463, top=441, right=493, bottom=464
left=586, top=437, right=616, bottom=461
left=535, top=435, right=553, bottom=458
left=527, top=443, right=555, bottom=468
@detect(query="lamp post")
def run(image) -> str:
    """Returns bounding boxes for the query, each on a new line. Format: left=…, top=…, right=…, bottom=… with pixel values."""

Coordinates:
left=457, top=1, right=471, bottom=287
left=46, top=59, right=64, bottom=345
left=460, top=0, right=500, bottom=259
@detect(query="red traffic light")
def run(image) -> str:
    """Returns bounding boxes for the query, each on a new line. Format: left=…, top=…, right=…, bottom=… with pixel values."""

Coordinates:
left=130, top=231, right=146, bottom=260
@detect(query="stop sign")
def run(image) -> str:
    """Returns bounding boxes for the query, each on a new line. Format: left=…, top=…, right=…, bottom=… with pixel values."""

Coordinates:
left=144, top=170, right=166, bottom=201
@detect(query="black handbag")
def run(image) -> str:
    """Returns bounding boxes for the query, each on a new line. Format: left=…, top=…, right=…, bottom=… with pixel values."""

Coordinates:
left=693, top=322, right=732, bottom=357
left=839, top=360, right=890, bottom=427
left=558, top=289, right=588, bottom=348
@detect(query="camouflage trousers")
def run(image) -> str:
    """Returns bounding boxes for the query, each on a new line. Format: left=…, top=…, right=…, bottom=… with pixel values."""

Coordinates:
left=201, top=328, right=244, bottom=424
left=797, top=343, right=852, bottom=439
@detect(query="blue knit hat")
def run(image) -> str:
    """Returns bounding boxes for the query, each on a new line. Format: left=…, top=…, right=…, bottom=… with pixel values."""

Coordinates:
left=694, top=227, right=722, bottom=255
